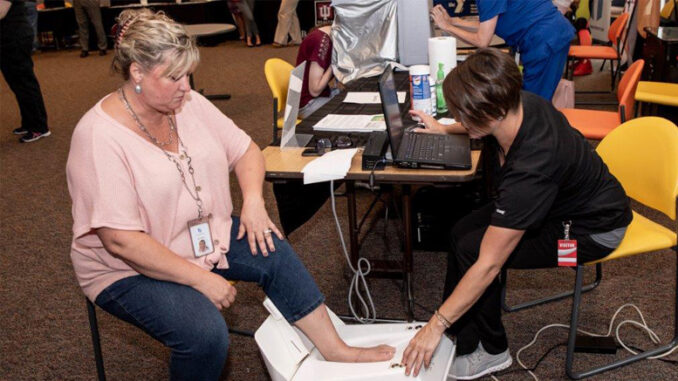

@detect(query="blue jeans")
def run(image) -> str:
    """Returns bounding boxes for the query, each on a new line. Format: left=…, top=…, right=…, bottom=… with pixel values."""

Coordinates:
left=95, top=217, right=324, bottom=381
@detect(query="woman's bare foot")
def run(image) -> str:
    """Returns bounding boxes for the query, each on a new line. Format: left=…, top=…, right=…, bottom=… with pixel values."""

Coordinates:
left=326, top=344, right=395, bottom=363
left=255, top=34, right=262, bottom=46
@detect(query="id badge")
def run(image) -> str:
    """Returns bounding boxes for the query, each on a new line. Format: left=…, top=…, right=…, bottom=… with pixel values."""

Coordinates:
left=188, top=216, right=214, bottom=258
left=557, top=239, right=577, bottom=267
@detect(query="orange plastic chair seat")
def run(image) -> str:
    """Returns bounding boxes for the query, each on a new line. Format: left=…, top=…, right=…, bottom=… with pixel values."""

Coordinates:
left=635, top=81, right=678, bottom=107
left=586, top=211, right=677, bottom=265
left=560, top=108, right=621, bottom=140
left=568, top=45, right=619, bottom=60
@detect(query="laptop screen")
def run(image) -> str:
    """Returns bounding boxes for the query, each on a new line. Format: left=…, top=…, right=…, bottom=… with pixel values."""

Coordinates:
left=378, top=69, right=405, bottom=154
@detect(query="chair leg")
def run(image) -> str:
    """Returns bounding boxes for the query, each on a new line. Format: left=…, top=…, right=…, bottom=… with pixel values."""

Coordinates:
left=610, top=60, right=618, bottom=92
left=86, top=298, right=106, bottom=381
left=272, top=98, right=279, bottom=146
left=600, top=59, right=606, bottom=72
left=500, top=264, right=602, bottom=313
left=565, top=252, right=678, bottom=379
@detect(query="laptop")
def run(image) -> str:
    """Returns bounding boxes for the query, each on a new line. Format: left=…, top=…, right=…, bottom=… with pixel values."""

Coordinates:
left=280, top=62, right=313, bottom=150
left=378, top=68, right=471, bottom=170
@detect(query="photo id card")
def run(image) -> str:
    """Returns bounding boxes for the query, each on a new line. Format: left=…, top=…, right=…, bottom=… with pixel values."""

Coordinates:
left=188, top=217, right=214, bottom=258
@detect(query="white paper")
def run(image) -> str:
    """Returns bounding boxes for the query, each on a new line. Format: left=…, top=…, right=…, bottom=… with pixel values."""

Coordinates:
left=302, top=148, right=358, bottom=185
left=437, top=117, right=456, bottom=125
left=289, top=74, right=303, bottom=92
left=343, top=92, right=406, bottom=104
left=313, top=114, right=386, bottom=132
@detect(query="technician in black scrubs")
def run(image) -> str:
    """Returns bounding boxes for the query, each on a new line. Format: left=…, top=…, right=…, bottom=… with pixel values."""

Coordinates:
left=402, top=48, right=632, bottom=380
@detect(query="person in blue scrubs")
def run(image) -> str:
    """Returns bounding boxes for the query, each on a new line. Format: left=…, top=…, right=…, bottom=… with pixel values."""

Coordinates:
left=431, top=0, right=574, bottom=100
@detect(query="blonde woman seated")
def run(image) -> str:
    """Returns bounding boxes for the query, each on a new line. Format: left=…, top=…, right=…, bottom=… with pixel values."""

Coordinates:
left=66, top=9, right=394, bottom=380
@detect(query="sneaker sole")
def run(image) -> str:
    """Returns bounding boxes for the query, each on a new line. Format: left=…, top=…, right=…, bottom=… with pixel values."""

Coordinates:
left=13, top=130, right=28, bottom=135
left=452, top=356, right=513, bottom=380
left=20, top=131, right=51, bottom=143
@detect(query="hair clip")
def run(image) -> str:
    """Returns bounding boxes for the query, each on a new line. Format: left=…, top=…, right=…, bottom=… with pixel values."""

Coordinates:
left=113, top=19, right=132, bottom=48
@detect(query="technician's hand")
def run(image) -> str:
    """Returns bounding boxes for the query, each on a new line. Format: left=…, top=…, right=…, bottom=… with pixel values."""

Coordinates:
left=237, top=197, right=284, bottom=256
left=193, top=272, right=237, bottom=310
left=409, top=109, right=448, bottom=134
left=430, top=4, right=455, bottom=32
left=402, top=317, right=446, bottom=377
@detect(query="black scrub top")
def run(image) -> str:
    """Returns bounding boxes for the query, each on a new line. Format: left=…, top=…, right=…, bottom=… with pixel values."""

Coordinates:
left=490, top=92, right=632, bottom=235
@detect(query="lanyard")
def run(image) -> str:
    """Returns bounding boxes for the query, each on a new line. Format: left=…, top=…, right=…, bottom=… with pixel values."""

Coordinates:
left=119, top=88, right=205, bottom=218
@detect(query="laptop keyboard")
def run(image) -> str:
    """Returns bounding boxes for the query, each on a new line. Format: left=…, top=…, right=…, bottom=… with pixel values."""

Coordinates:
left=405, top=134, right=448, bottom=161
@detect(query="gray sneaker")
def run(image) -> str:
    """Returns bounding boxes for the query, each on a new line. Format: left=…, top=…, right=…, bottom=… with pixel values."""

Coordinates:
left=450, top=343, right=512, bottom=380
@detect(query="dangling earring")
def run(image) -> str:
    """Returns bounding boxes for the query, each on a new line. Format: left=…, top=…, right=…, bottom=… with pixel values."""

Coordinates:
left=134, top=83, right=142, bottom=94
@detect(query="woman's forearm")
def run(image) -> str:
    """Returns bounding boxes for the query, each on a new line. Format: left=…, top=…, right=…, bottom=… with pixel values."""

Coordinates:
left=451, top=17, right=479, bottom=31
left=97, top=228, right=208, bottom=288
left=234, top=141, right=266, bottom=203
left=445, top=122, right=468, bottom=135
left=444, top=17, right=497, bottom=48
left=438, top=226, right=524, bottom=324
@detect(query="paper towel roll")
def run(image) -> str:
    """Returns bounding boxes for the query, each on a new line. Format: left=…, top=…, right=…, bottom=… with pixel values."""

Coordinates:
left=428, top=37, right=457, bottom=78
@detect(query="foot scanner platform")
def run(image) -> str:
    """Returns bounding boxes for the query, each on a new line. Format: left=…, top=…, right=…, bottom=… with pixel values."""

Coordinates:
left=255, top=298, right=456, bottom=381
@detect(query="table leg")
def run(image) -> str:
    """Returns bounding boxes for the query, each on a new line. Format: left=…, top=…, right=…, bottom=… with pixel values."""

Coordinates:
left=402, top=184, right=414, bottom=322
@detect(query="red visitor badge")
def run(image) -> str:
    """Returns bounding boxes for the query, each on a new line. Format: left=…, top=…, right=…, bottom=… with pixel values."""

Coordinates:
left=558, top=239, right=577, bottom=267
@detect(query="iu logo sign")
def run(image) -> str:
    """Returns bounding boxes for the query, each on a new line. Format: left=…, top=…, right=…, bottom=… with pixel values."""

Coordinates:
left=315, top=1, right=334, bottom=27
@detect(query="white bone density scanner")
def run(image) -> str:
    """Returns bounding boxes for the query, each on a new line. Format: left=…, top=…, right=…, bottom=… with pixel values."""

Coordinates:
left=255, top=298, right=456, bottom=381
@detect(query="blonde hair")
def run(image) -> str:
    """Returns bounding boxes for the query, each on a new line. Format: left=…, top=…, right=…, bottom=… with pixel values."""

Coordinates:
left=112, top=9, right=199, bottom=80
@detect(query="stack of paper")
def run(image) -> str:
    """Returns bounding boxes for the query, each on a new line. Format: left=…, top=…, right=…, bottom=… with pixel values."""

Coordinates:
left=313, top=114, right=386, bottom=132
left=302, top=148, right=358, bottom=184
left=343, top=91, right=407, bottom=104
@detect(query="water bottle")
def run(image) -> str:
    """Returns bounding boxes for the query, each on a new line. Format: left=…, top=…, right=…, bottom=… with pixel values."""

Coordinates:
left=436, top=63, right=448, bottom=114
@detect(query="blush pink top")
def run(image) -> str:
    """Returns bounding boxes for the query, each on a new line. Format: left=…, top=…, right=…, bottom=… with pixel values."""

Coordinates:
left=67, top=91, right=252, bottom=301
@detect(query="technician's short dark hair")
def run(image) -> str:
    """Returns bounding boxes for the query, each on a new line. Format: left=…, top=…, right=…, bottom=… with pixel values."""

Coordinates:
left=443, top=48, right=522, bottom=130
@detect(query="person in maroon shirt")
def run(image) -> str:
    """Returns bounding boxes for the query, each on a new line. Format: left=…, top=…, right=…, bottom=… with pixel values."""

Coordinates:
left=296, top=25, right=339, bottom=119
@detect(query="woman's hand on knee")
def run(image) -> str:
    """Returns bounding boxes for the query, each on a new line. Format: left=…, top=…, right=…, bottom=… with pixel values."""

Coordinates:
left=194, top=272, right=237, bottom=310
left=237, top=197, right=284, bottom=256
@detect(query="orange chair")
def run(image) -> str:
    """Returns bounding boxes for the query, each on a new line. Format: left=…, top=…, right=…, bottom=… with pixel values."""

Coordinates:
left=567, top=12, right=630, bottom=91
left=560, top=59, right=644, bottom=140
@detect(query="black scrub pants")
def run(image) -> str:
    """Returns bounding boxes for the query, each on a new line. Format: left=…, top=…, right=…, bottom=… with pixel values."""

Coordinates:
left=444, top=203, right=613, bottom=356
left=0, top=24, right=48, bottom=134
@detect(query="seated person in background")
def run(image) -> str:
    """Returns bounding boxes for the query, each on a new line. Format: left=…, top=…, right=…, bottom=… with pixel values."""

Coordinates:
left=296, top=25, right=339, bottom=119
left=66, top=9, right=394, bottom=380
left=402, top=48, right=632, bottom=379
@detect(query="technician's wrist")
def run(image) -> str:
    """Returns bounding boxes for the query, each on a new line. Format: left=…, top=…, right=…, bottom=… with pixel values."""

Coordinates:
left=429, top=313, right=448, bottom=334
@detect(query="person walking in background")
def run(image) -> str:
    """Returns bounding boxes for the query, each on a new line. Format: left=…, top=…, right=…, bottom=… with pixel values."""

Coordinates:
left=73, top=0, right=107, bottom=57
left=273, top=0, right=301, bottom=48
left=231, top=0, right=260, bottom=47
left=226, top=0, right=246, bottom=41
left=0, top=0, right=50, bottom=143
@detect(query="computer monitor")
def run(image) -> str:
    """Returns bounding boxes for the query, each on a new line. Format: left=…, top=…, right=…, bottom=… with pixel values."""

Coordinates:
left=378, top=68, right=405, bottom=154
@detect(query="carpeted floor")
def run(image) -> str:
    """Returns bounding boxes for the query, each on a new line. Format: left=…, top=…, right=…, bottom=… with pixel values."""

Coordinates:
left=1, top=41, right=676, bottom=381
